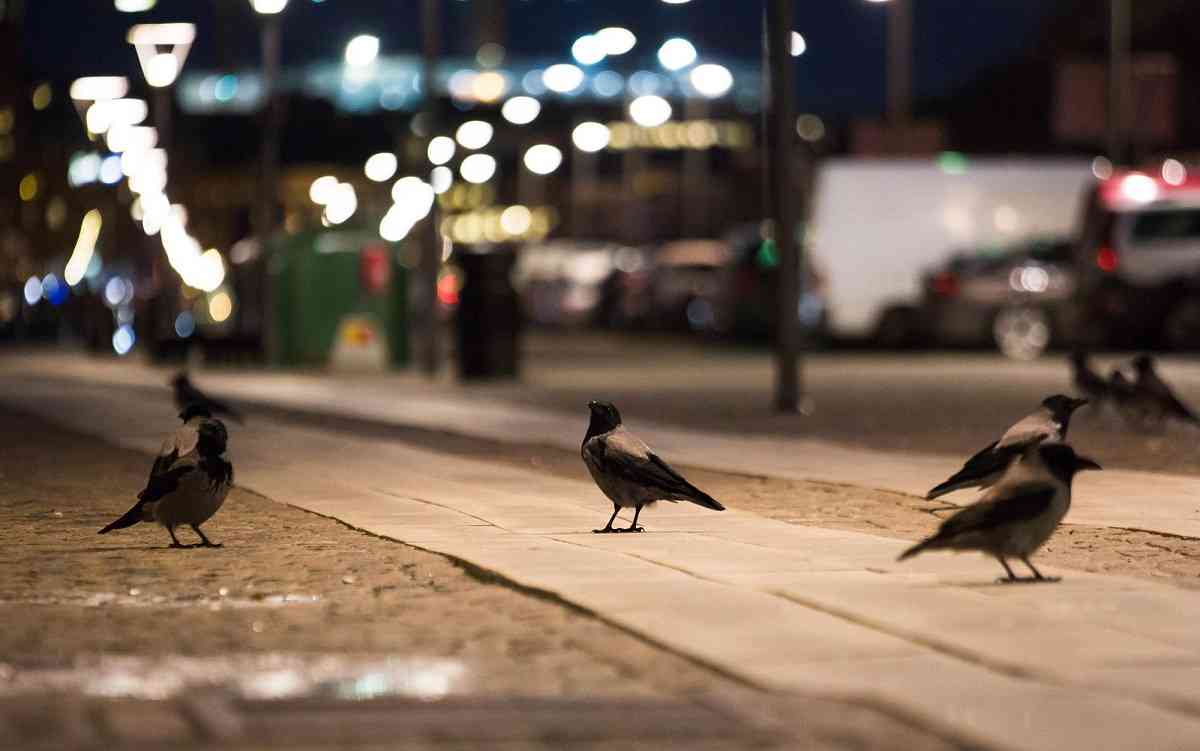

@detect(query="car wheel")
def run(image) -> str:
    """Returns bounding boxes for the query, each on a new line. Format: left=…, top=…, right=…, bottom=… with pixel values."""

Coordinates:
left=993, top=306, right=1051, bottom=360
left=1162, top=298, right=1200, bottom=351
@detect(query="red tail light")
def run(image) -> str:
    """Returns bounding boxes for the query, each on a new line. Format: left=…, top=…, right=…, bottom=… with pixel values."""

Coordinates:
left=931, top=271, right=959, bottom=297
left=1096, top=247, right=1118, bottom=273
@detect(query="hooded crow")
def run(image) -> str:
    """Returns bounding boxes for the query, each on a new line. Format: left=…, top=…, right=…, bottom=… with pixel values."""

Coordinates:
left=581, top=400, right=724, bottom=533
left=172, top=372, right=244, bottom=424
left=1108, top=368, right=1149, bottom=427
left=99, top=405, right=234, bottom=547
left=1069, top=351, right=1110, bottom=406
left=901, top=443, right=1100, bottom=582
left=926, top=394, right=1088, bottom=500
left=1131, top=354, right=1200, bottom=427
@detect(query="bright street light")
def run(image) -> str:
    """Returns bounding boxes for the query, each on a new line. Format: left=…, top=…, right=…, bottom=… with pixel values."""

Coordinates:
left=572, top=34, right=606, bottom=66
left=364, top=152, right=398, bottom=182
left=344, top=34, right=380, bottom=67
left=596, top=27, right=636, bottom=55
left=689, top=63, right=733, bottom=98
left=115, top=0, right=157, bottom=12
left=85, top=98, right=147, bottom=135
left=309, top=175, right=339, bottom=204
left=501, top=96, right=541, bottom=125
left=427, top=136, right=456, bottom=165
left=543, top=63, right=584, bottom=93
left=127, top=23, right=195, bottom=87
left=70, top=77, right=129, bottom=103
left=523, top=144, right=563, bottom=175
left=455, top=120, right=494, bottom=150
left=657, top=38, right=697, bottom=71
left=572, top=122, right=610, bottom=152
left=460, top=153, right=497, bottom=184
left=249, top=0, right=288, bottom=12
left=629, top=95, right=672, bottom=127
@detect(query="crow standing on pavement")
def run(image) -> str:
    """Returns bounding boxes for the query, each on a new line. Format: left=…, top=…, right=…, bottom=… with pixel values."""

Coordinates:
left=581, top=400, right=724, bottom=533
left=1069, top=351, right=1110, bottom=406
left=1130, top=354, right=1200, bottom=428
left=172, top=372, right=244, bottom=424
left=1108, top=368, right=1148, bottom=427
left=900, top=443, right=1100, bottom=582
left=925, top=395, right=1088, bottom=500
left=99, top=404, right=234, bottom=548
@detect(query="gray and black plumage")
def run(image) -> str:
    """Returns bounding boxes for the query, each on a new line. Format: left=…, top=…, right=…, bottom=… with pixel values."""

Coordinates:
left=1070, top=351, right=1110, bottom=406
left=99, top=404, right=234, bottom=547
left=925, top=394, right=1088, bottom=500
left=172, top=372, right=244, bottom=424
left=901, top=443, right=1100, bottom=582
left=1131, top=354, right=1200, bottom=428
left=581, top=400, right=724, bottom=533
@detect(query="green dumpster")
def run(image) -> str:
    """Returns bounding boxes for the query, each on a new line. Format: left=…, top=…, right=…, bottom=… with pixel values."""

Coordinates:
left=270, top=229, right=408, bottom=369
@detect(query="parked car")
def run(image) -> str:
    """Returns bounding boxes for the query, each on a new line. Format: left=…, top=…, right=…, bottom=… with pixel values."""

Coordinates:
left=645, top=239, right=730, bottom=331
left=715, top=222, right=827, bottom=342
left=1071, top=170, right=1200, bottom=349
left=921, top=237, right=1075, bottom=359
left=512, top=240, right=643, bottom=328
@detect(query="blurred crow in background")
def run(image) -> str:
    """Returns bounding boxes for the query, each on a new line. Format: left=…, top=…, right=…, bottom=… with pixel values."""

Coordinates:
left=172, top=372, right=244, bottom=424
left=926, top=395, right=1088, bottom=500
left=582, top=400, right=724, bottom=533
left=901, top=443, right=1100, bottom=582
left=1130, top=354, right=1200, bottom=428
left=1069, top=351, right=1110, bottom=407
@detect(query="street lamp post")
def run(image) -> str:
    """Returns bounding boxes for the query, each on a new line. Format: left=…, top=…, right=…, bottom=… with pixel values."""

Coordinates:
left=248, top=0, right=287, bottom=365
left=865, top=0, right=911, bottom=125
left=418, top=0, right=442, bottom=377
left=766, top=0, right=800, bottom=413
left=1108, top=0, right=1131, bottom=165
left=126, top=23, right=195, bottom=154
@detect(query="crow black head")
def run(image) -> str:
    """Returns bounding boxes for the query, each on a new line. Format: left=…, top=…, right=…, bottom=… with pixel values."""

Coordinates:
left=1041, top=394, right=1088, bottom=420
left=178, top=403, right=213, bottom=422
left=1039, top=443, right=1101, bottom=485
left=1133, top=354, right=1155, bottom=372
left=586, top=400, right=623, bottom=435
left=196, top=418, right=229, bottom=457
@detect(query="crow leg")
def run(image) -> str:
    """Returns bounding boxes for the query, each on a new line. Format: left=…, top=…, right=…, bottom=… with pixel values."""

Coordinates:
left=167, top=527, right=190, bottom=549
left=1020, top=556, right=1059, bottom=583
left=593, top=505, right=620, bottom=534
left=624, top=505, right=645, bottom=533
left=995, top=557, right=1018, bottom=582
left=191, top=524, right=222, bottom=548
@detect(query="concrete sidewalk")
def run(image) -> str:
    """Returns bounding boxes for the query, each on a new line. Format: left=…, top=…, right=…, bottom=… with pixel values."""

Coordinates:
left=8, top=352, right=1200, bottom=538
left=5, top=368, right=1200, bottom=750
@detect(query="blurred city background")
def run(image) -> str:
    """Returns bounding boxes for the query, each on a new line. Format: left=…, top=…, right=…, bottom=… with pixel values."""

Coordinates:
left=1, top=0, right=1198, bottom=383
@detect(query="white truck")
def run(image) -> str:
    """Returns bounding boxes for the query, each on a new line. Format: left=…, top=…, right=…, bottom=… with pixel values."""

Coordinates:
left=808, top=157, right=1093, bottom=343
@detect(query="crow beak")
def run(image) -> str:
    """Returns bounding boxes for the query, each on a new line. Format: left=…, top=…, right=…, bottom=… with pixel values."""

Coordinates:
left=1071, top=398, right=1089, bottom=411
left=1076, top=456, right=1102, bottom=471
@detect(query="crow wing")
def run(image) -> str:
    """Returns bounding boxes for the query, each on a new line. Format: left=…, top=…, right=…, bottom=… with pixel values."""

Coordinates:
left=586, top=430, right=723, bottom=510
left=936, top=482, right=1057, bottom=539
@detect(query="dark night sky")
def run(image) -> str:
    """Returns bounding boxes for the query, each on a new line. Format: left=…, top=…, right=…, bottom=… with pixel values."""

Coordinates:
left=23, top=0, right=1058, bottom=116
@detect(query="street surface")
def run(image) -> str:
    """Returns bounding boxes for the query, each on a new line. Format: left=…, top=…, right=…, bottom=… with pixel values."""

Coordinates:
left=4, top=338, right=1200, bottom=749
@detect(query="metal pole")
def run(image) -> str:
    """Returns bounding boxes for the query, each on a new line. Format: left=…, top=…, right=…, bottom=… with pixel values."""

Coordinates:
left=681, top=97, right=709, bottom=237
left=258, top=13, right=283, bottom=365
left=418, top=0, right=441, bottom=377
left=767, top=0, right=800, bottom=412
left=887, top=0, right=912, bottom=124
left=154, top=85, right=172, bottom=155
left=1108, top=0, right=1131, bottom=165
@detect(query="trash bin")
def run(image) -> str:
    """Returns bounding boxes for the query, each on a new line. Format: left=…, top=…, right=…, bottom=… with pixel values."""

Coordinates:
left=271, top=229, right=408, bottom=369
left=455, top=243, right=521, bottom=380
